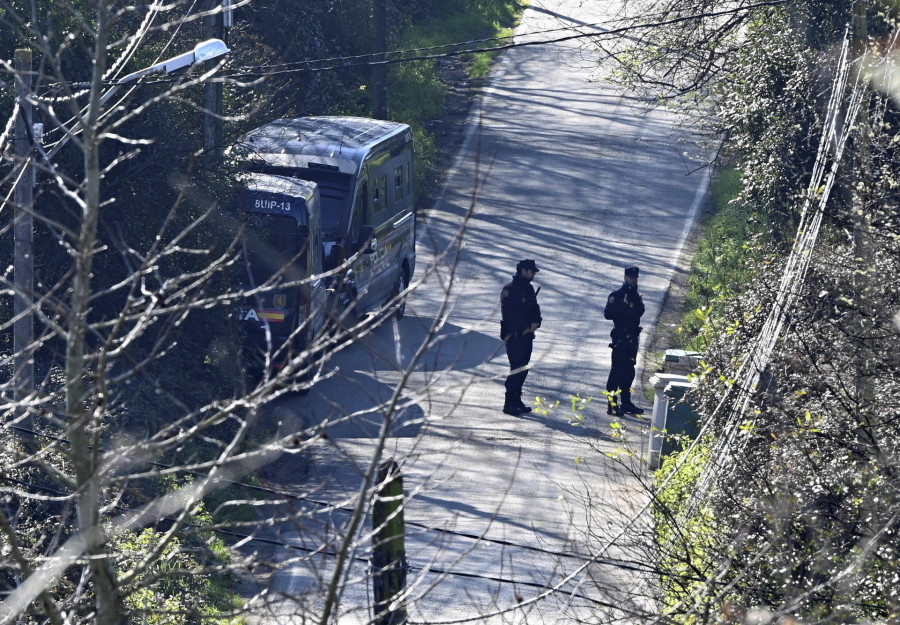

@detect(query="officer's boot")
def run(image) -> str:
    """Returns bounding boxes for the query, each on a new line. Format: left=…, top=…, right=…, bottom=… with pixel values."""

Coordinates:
left=621, top=392, right=645, bottom=415
left=607, top=395, right=624, bottom=417
left=503, top=389, right=523, bottom=416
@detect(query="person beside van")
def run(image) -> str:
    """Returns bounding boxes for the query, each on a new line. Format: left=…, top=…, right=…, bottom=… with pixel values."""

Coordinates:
left=500, top=259, right=542, bottom=416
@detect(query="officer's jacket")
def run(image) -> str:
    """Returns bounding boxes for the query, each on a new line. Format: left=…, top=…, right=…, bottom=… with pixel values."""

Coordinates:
left=604, top=283, right=644, bottom=336
left=501, top=274, right=542, bottom=339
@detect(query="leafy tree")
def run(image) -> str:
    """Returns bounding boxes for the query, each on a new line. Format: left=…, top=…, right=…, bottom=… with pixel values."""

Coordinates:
left=587, top=0, right=900, bottom=620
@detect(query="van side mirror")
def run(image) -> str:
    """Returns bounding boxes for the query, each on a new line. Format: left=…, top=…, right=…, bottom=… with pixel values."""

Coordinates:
left=357, top=225, right=376, bottom=254
left=327, top=244, right=346, bottom=270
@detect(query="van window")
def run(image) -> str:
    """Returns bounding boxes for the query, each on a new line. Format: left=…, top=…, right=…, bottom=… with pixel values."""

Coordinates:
left=242, top=214, right=305, bottom=283
left=373, top=175, right=387, bottom=213
left=394, top=166, right=403, bottom=200
left=318, top=187, right=345, bottom=241
left=352, top=182, right=368, bottom=237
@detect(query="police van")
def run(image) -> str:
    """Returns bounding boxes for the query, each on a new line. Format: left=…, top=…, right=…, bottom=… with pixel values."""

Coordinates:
left=236, top=116, right=416, bottom=321
left=234, top=174, right=328, bottom=369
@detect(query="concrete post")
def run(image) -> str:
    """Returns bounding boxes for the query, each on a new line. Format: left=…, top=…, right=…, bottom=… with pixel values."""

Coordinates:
left=372, top=459, right=407, bottom=624
left=647, top=373, right=692, bottom=470
left=202, top=2, right=225, bottom=170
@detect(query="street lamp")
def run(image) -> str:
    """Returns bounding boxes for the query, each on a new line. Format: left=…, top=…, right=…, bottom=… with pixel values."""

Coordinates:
left=43, top=38, right=230, bottom=158
left=103, top=38, right=230, bottom=104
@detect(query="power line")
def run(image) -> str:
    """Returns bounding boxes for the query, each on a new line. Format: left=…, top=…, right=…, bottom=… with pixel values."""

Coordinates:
left=0, top=100, right=19, bottom=155
left=5, top=470, right=886, bottom=615
left=687, top=25, right=867, bottom=510
left=8, top=419, right=855, bottom=606
left=28, top=0, right=785, bottom=94
left=0, top=473, right=632, bottom=612
left=225, top=22, right=590, bottom=74
left=7, top=0, right=785, bottom=161
left=215, top=0, right=786, bottom=80
left=221, top=1, right=725, bottom=75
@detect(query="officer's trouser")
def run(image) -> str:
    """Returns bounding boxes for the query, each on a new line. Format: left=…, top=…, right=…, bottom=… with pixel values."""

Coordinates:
left=606, top=342, right=638, bottom=406
left=505, top=334, right=533, bottom=408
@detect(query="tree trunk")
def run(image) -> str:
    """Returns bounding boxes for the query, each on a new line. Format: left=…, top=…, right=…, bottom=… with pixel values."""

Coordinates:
left=66, top=3, right=125, bottom=623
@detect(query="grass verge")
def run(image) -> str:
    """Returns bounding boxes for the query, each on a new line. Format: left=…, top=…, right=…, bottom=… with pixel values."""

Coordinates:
left=676, top=167, right=767, bottom=351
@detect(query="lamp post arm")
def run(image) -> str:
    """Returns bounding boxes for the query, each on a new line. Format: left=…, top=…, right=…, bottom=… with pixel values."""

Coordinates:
left=43, top=39, right=229, bottom=161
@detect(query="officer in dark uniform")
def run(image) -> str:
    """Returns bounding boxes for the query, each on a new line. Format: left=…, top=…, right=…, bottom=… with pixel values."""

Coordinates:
left=500, top=259, right=542, bottom=416
left=604, top=266, right=645, bottom=416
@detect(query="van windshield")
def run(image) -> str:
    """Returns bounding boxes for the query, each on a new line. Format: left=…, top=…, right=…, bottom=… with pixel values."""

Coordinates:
left=317, top=186, right=346, bottom=241
left=290, top=169, right=351, bottom=241
left=241, top=214, right=307, bottom=285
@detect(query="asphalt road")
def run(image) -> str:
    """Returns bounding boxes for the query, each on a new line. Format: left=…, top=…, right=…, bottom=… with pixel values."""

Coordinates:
left=248, top=1, right=713, bottom=622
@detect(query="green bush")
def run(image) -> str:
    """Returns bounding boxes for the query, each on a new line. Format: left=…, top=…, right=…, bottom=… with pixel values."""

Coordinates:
left=654, top=439, right=720, bottom=621
left=113, top=511, right=244, bottom=625
left=387, top=0, right=522, bottom=195
left=679, top=168, right=773, bottom=350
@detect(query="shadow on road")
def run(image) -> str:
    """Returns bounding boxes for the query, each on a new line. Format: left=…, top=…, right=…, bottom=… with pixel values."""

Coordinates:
left=258, top=314, right=508, bottom=441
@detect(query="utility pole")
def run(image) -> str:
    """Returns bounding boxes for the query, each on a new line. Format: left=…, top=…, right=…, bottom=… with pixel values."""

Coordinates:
left=203, top=1, right=226, bottom=170
left=373, top=0, right=388, bottom=119
left=13, top=48, right=34, bottom=400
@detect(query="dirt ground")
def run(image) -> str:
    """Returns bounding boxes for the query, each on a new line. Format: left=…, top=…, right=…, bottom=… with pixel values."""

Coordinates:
left=639, top=210, right=707, bottom=401
left=417, top=55, right=486, bottom=212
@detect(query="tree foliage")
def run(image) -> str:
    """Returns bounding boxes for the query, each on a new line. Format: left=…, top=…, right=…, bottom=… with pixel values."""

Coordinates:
left=604, top=0, right=900, bottom=620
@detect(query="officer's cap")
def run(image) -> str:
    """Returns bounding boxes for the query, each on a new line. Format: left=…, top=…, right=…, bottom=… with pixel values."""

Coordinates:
left=517, top=259, right=540, bottom=273
left=624, top=266, right=640, bottom=278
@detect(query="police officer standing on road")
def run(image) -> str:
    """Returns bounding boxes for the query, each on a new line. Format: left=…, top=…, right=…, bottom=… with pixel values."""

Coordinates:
left=501, top=259, right=542, bottom=416
left=604, top=266, right=645, bottom=416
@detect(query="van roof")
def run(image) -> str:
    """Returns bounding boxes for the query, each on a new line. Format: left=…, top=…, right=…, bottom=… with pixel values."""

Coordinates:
left=236, top=116, right=411, bottom=175
left=237, top=173, right=319, bottom=224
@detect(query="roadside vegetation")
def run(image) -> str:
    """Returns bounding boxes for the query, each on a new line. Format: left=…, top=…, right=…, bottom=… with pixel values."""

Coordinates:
left=676, top=168, right=771, bottom=351
left=602, top=0, right=900, bottom=621
left=386, top=0, right=522, bottom=195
